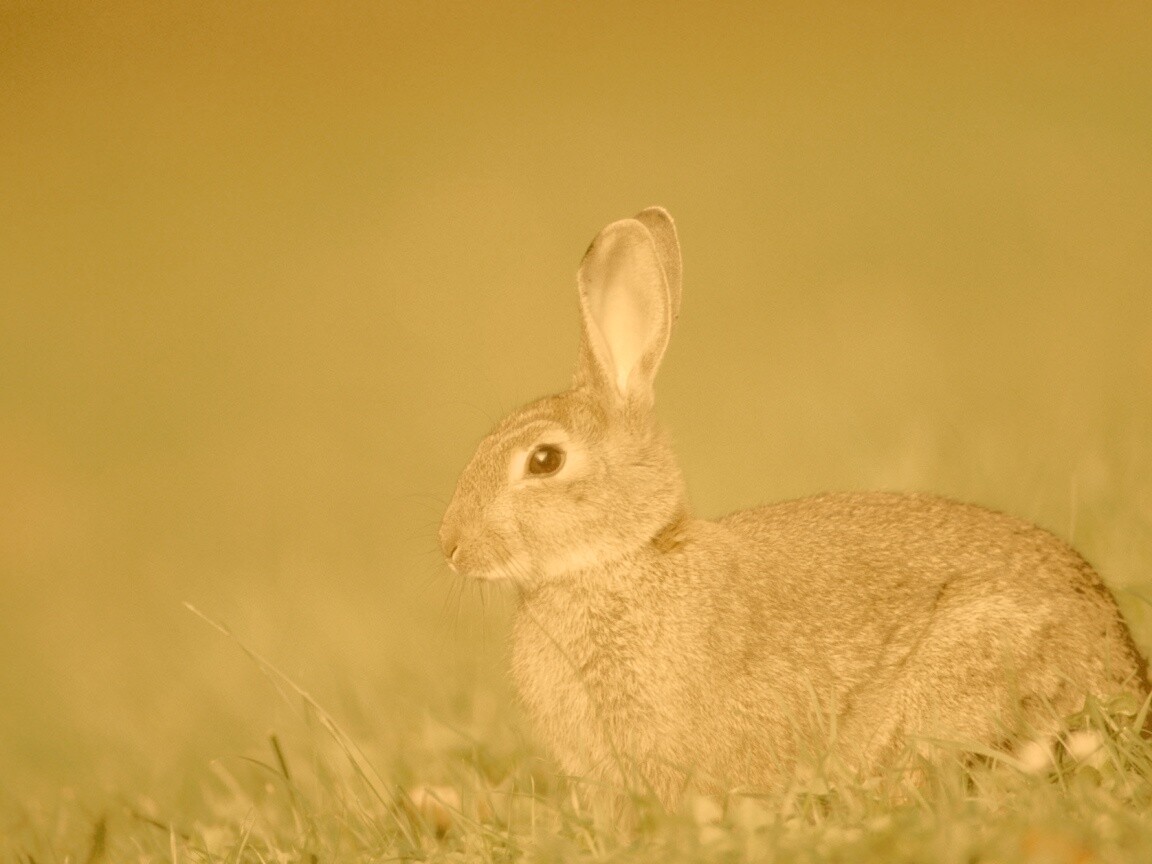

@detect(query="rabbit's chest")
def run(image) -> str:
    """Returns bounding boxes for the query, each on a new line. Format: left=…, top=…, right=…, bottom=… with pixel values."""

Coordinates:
left=511, top=588, right=680, bottom=768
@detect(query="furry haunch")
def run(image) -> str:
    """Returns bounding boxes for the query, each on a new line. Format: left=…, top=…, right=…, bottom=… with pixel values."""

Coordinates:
left=440, top=207, right=1149, bottom=806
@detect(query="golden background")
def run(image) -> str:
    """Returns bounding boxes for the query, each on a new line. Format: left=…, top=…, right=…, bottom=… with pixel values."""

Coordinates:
left=2, top=2, right=1150, bottom=801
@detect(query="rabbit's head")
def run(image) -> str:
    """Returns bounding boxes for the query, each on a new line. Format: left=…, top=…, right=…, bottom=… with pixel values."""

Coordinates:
left=439, top=208, right=688, bottom=585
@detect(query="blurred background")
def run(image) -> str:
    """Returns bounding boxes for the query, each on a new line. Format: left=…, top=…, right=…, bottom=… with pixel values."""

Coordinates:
left=2, top=1, right=1150, bottom=804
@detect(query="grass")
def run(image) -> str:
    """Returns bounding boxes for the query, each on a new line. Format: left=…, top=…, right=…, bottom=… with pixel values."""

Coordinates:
left=6, top=695, right=1152, bottom=862
left=6, top=594, right=1152, bottom=863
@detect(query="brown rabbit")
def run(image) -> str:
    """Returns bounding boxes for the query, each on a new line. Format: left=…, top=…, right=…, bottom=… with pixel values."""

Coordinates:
left=438, top=207, right=1148, bottom=805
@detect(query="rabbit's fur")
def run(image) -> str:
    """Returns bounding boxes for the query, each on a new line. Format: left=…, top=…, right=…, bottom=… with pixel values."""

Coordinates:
left=439, top=207, right=1148, bottom=805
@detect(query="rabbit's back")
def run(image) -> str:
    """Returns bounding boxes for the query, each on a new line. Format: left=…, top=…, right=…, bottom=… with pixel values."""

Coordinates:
left=724, top=490, right=1137, bottom=657
left=723, top=491, right=1147, bottom=767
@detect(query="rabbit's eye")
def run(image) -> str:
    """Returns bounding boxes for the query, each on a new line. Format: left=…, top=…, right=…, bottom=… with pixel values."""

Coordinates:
left=526, top=444, right=565, bottom=477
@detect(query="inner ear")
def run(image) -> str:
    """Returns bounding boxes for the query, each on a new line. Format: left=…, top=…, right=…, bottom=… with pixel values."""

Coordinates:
left=577, top=219, right=671, bottom=401
left=586, top=258, right=661, bottom=394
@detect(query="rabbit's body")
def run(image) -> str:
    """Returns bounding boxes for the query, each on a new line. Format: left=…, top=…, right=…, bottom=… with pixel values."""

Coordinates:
left=440, top=207, right=1148, bottom=805
left=513, top=490, right=1145, bottom=801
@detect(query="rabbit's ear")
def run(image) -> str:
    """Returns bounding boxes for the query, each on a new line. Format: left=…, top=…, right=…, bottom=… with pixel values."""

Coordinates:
left=633, top=207, right=682, bottom=324
left=576, top=217, right=672, bottom=405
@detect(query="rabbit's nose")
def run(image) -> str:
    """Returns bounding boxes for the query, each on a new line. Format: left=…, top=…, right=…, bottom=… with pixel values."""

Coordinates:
left=439, top=524, right=461, bottom=568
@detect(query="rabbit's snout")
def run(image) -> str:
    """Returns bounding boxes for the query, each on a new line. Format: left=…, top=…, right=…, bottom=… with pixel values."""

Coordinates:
left=439, top=495, right=525, bottom=581
left=439, top=495, right=491, bottom=575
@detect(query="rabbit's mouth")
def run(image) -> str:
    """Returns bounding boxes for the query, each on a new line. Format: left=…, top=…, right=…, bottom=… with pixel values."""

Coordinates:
left=450, top=546, right=534, bottom=583
left=460, top=566, right=516, bottom=582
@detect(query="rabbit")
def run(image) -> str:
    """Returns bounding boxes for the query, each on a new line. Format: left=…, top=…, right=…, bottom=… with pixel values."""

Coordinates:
left=438, top=206, right=1149, bottom=806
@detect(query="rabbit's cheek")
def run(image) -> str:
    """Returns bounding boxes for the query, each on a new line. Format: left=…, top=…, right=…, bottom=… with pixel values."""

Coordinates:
left=455, top=527, right=530, bottom=582
left=482, top=503, right=541, bottom=575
